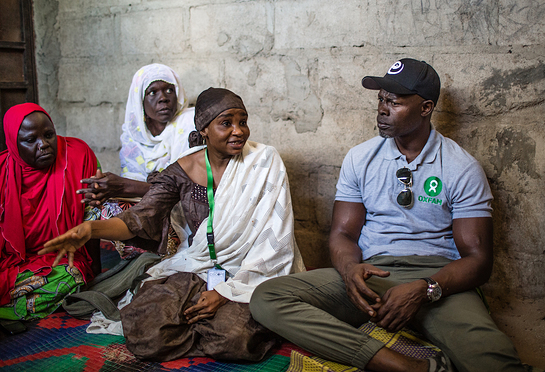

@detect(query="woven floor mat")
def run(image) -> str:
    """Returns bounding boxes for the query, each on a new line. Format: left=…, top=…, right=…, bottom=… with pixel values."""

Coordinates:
left=0, top=311, right=299, bottom=372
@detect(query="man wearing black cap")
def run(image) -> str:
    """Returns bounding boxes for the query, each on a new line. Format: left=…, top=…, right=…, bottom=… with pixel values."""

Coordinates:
left=250, top=59, right=528, bottom=372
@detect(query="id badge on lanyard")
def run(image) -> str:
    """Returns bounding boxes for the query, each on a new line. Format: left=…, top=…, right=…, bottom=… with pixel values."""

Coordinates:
left=205, top=148, right=226, bottom=291
left=207, top=268, right=226, bottom=290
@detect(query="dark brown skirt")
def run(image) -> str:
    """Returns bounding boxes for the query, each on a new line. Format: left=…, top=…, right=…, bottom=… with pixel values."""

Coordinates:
left=120, top=272, right=279, bottom=362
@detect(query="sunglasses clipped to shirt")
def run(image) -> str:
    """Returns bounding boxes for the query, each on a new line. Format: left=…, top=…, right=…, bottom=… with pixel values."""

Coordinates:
left=396, top=167, right=414, bottom=209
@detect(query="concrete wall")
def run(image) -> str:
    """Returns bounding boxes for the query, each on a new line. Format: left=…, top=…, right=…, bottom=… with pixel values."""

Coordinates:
left=33, top=0, right=545, bottom=301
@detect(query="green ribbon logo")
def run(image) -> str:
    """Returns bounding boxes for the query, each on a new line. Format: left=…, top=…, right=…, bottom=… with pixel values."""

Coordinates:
left=424, top=177, right=442, bottom=197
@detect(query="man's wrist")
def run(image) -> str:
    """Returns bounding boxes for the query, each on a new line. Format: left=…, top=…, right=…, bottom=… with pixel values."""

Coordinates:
left=337, top=260, right=359, bottom=281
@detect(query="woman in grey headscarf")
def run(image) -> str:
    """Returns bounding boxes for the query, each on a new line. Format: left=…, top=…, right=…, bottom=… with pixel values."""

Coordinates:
left=42, top=88, right=305, bottom=362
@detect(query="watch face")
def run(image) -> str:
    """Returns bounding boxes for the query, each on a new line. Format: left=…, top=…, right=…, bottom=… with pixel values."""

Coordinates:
left=428, top=285, right=442, bottom=302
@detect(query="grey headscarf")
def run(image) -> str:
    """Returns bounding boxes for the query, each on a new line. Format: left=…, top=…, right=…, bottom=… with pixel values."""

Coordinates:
left=188, top=88, right=247, bottom=147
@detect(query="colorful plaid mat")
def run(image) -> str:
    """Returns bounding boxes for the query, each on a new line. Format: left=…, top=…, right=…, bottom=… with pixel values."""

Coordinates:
left=0, top=311, right=302, bottom=372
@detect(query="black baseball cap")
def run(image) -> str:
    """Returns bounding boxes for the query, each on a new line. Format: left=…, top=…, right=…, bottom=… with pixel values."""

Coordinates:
left=361, top=58, right=441, bottom=104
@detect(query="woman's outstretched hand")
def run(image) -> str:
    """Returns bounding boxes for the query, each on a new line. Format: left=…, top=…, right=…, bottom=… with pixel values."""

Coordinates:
left=184, top=290, right=229, bottom=324
left=38, top=221, right=92, bottom=268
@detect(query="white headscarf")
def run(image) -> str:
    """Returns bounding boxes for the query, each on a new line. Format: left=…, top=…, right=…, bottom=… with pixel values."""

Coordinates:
left=119, top=64, right=195, bottom=181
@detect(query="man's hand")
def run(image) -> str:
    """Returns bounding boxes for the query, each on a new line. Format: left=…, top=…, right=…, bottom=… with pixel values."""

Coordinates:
left=370, top=280, right=428, bottom=333
left=78, top=169, right=125, bottom=207
left=366, top=217, right=494, bottom=333
left=343, top=263, right=390, bottom=317
left=38, top=221, right=92, bottom=268
left=329, top=201, right=392, bottom=316
left=184, top=290, right=229, bottom=324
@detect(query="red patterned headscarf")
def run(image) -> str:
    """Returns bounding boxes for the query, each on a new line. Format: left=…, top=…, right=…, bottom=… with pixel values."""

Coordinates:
left=0, top=103, right=97, bottom=305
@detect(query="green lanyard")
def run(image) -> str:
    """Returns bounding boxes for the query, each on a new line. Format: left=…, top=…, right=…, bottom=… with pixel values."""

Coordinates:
left=205, top=149, right=222, bottom=270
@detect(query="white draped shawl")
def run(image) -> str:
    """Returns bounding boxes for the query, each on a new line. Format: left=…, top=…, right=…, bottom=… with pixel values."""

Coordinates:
left=146, top=141, right=305, bottom=303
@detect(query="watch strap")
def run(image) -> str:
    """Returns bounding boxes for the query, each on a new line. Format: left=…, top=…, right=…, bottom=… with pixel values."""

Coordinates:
left=422, top=277, right=437, bottom=286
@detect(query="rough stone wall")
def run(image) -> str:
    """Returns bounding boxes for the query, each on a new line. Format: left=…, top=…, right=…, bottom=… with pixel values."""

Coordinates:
left=33, top=0, right=545, bottom=300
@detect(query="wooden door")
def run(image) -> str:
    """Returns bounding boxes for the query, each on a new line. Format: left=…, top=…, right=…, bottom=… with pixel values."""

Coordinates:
left=0, top=0, right=38, bottom=152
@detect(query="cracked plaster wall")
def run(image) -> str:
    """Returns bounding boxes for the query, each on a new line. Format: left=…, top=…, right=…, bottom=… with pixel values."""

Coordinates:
left=32, top=0, right=545, bottom=300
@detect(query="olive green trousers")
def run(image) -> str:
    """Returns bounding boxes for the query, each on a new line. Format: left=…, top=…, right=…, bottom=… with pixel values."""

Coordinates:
left=250, top=255, right=524, bottom=372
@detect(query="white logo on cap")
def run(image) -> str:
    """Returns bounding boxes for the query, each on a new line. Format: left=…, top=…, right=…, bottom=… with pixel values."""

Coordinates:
left=388, top=61, right=404, bottom=75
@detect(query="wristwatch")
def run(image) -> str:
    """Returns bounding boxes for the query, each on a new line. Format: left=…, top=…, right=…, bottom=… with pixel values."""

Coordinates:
left=421, top=277, right=442, bottom=302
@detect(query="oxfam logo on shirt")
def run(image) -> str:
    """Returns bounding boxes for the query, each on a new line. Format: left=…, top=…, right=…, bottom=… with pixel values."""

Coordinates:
left=424, top=176, right=442, bottom=197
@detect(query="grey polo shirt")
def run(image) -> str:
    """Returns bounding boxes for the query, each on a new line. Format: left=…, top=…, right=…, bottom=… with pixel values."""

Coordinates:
left=335, top=128, right=493, bottom=261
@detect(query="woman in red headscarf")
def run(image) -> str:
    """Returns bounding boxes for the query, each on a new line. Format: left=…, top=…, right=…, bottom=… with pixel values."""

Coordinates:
left=0, top=103, right=98, bottom=320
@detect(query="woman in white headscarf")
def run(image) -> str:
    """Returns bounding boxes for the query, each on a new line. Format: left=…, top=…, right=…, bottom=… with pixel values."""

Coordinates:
left=78, top=63, right=195, bottom=206
left=79, top=64, right=194, bottom=257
